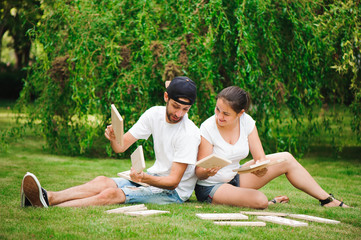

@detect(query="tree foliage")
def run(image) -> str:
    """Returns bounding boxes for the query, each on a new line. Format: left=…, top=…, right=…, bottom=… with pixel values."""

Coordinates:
left=17, top=0, right=360, bottom=156
left=0, top=0, right=43, bottom=69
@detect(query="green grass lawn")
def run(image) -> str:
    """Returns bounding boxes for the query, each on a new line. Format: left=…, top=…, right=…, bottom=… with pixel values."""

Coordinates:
left=1, top=103, right=361, bottom=239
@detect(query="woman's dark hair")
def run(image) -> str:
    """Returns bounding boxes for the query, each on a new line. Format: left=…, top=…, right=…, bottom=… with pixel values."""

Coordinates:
left=216, top=86, right=251, bottom=113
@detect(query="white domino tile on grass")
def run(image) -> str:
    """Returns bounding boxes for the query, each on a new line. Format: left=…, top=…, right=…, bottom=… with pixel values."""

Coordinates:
left=288, top=214, right=340, bottom=224
left=196, top=213, right=248, bottom=220
left=106, top=204, right=147, bottom=214
left=257, top=216, right=308, bottom=227
left=214, top=221, right=266, bottom=226
left=124, top=210, right=170, bottom=217
left=240, top=211, right=288, bottom=217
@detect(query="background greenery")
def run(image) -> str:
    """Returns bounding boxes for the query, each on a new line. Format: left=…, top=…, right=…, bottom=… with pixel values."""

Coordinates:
left=2, top=0, right=356, bottom=157
left=1, top=2, right=360, bottom=238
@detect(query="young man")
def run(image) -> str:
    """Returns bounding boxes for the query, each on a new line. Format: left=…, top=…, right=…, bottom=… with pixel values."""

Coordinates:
left=21, top=76, right=200, bottom=207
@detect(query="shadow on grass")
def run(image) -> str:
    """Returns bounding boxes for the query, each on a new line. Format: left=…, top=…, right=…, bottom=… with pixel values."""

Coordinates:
left=306, top=145, right=361, bottom=161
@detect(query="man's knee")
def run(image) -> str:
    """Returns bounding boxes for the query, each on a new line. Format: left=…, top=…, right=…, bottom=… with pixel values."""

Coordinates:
left=92, top=176, right=116, bottom=187
left=97, top=188, right=125, bottom=204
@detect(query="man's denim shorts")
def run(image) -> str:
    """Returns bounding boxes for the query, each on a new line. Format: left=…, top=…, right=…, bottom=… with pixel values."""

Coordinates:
left=194, top=174, right=239, bottom=203
left=111, top=177, right=183, bottom=205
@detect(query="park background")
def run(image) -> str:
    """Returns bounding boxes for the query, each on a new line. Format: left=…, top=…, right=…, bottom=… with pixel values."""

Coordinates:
left=1, top=0, right=360, bottom=239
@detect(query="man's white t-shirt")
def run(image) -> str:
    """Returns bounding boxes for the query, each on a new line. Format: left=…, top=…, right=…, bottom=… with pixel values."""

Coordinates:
left=129, top=106, right=200, bottom=201
left=197, top=113, right=255, bottom=186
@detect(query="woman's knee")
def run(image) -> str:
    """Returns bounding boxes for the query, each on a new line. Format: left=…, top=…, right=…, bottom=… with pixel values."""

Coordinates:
left=277, top=152, right=299, bottom=167
left=278, top=151, right=295, bottom=161
left=252, top=193, right=268, bottom=209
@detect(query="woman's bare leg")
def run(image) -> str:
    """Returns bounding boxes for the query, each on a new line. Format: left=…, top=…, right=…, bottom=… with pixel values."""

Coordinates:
left=212, top=184, right=268, bottom=209
left=268, top=195, right=289, bottom=205
left=238, top=152, right=347, bottom=207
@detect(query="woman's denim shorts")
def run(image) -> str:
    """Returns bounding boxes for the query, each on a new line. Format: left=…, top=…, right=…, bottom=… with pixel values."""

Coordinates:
left=195, top=174, right=239, bottom=203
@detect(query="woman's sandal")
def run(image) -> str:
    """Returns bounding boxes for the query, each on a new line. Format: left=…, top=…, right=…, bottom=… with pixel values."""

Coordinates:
left=269, top=195, right=289, bottom=205
left=320, top=193, right=348, bottom=207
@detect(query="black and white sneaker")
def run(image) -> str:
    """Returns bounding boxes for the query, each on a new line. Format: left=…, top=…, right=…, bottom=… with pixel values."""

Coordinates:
left=22, top=172, right=49, bottom=208
left=21, top=173, right=32, bottom=207
left=20, top=191, right=32, bottom=207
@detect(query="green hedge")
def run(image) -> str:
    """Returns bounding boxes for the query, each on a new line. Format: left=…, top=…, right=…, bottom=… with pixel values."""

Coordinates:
left=17, top=0, right=360, bottom=156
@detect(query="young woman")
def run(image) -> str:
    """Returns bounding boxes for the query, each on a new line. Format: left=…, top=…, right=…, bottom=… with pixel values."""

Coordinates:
left=195, top=86, right=348, bottom=209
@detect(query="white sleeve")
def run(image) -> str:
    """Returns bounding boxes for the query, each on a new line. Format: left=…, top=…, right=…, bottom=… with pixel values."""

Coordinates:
left=200, top=119, right=213, bottom=145
left=243, top=113, right=256, bottom=136
left=128, top=109, right=152, bottom=140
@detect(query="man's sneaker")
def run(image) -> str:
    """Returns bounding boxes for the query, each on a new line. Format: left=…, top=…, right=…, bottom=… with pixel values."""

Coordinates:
left=22, top=172, right=49, bottom=208
left=20, top=191, right=32, bottom=207
left=41, top=187, right=49, bottom=206
left=21, top=173, right=32, bottom=207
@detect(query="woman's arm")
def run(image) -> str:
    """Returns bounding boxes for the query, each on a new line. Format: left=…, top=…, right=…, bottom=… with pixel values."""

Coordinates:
left=248, top=126, right=267, bottom=162
left=248, top=126, right=269, bottom=177
left=195, top=136, right=220, bottom=180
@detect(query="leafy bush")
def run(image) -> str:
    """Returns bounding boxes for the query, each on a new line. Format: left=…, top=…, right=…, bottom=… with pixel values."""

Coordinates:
left=17, top=0, right=360, bottom=156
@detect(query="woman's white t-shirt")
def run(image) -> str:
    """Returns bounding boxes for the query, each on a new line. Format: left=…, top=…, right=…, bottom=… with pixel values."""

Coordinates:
left=197, top=113, right=255, bottom=186
left=129, top=106, right=200, bottom=201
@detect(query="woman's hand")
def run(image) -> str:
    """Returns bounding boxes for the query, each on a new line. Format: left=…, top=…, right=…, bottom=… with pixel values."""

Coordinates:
left=196, top=166, right=221, bottom=180
left=205, top=166, right=221, bottom=177
left=251, top=159, right=268, bottom=177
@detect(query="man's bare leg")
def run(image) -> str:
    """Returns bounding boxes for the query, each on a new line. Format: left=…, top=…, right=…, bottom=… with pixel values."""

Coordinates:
left=48, top=176, right=118, bottom=206
left=55, top=187, right=126, bottom=207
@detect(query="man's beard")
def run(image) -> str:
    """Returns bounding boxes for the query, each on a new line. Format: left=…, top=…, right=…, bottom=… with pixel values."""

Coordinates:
left=166, top=103, right=182, bottom=123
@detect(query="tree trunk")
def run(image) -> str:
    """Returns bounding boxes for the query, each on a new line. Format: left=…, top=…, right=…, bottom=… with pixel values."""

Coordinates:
left=0, top=26, right=9, bottom=66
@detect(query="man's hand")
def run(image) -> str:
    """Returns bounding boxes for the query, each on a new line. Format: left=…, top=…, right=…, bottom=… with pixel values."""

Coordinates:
left=130, top=167, right=144, bottom=183
left=104, top=125, right=116, bottom=141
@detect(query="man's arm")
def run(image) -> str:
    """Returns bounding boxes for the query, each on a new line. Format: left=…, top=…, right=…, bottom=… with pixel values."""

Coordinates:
left=130, top=162, right=188, bottom=190
left=105, top=125, right=137, bottom=153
